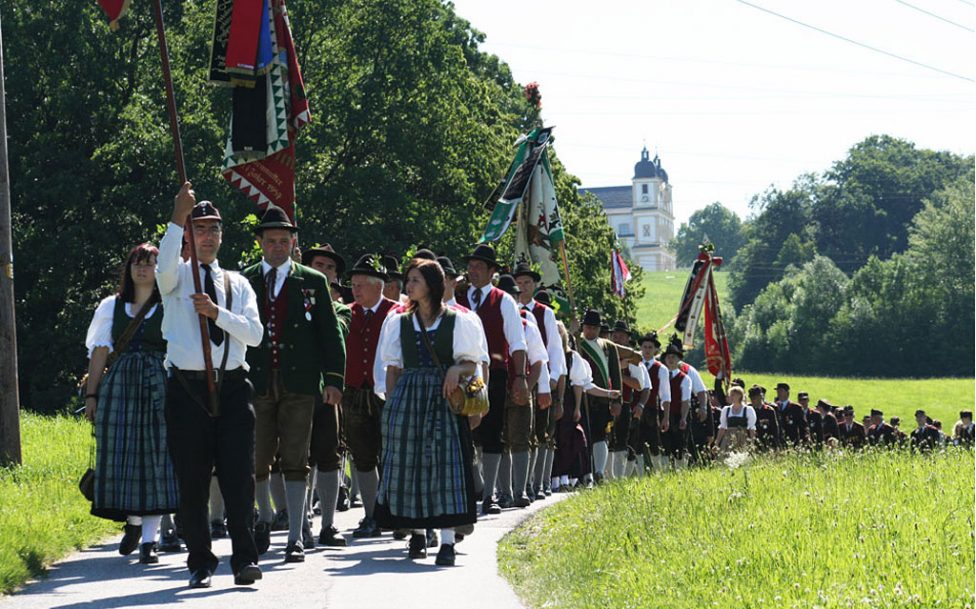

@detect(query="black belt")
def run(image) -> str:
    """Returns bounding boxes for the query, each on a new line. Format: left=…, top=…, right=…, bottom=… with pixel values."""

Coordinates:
left=174, top=367, right=247, bottom=384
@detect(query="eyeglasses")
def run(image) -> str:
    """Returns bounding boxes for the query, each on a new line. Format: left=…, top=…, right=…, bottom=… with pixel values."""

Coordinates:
left=192, top=226, right=222, bottom=236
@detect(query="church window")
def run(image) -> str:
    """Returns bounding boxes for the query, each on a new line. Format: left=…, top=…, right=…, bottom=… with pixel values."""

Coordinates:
left=641, top=184, right=648, bottom=194
left=642, top=224, right=650, bottom=237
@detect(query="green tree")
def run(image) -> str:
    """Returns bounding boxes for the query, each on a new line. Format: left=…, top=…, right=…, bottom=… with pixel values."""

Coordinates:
left=669, top=202, right=746, bottom=268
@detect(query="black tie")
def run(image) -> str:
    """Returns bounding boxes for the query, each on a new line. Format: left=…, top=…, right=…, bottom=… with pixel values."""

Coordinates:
left=363, top=308, right=374, bottom=327
left=266, top=267, right=278, bottom=302
left=471, top=287, right=482, bottom=311
left=202, top=264, right=224, bottom=347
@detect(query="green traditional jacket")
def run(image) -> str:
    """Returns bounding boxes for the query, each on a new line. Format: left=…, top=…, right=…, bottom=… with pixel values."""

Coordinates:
left=333, top=301, right=351, bottom=339
left=579, top=337, right=622, bottom=394
left=243, top=261, right=346, bottom=396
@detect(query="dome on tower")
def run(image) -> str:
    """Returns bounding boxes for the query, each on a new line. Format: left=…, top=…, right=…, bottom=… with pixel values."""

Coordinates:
left=633, top=147, right=668, bottom=182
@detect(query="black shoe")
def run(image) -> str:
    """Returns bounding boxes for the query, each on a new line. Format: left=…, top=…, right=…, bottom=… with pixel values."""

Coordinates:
left=311, top=499, right=322, bottom=516
left=210, top=521, right=228, bottom=539
left=434, top=543, right=456, bottom=566
left=481, top=499, right=501, bottom=515
left=233, top=563, right=262, bottom=586
left=188, top=568, right=212, bottom=589
left=425, top=529, right=439, bottom=548
left=284, top=541, right=305, bottom=563
left=119, top=524, right=141, bottom=556
left=407, top=533, right=427, bottom=559
left=497, top=494, right=513, bottom=509
left=350, top=494, right=362, bottom=508
left=535, top=488, right=547, bottom=501
left=302, top=519, right=316, bottom=550
left=544, top=488, right=553, bottom=496
left=318, top=526, right=347, bottom=547
left=352, top=517, right=381, bottom=538
left=159, top=529, right=182, bottom=552
left=271, top=509, right=289, bottom=532
left=138, top=542, right=158, bottom=564
left=336, top=486, right=350, bottom=512
left=254, top=521, right=272, bottom=555
left=392, top=529, right=409, bottom=540
left=513, top=494, right=532, bottom=508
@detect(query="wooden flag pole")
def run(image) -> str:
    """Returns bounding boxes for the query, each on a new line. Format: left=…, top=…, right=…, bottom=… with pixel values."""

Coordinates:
left=151, top=0, right=217, bottom=409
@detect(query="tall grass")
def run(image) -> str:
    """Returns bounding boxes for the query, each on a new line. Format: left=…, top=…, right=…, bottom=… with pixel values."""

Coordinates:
left=0, top=412, right=118, bottom=593
left=500, top=448, right=975, bottom=609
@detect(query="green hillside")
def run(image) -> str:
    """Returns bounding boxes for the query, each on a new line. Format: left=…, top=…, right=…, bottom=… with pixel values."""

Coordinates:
left=633, top=270, right=729, bottom=334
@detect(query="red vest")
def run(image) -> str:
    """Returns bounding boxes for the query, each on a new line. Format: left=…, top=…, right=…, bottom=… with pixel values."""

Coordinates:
left=458, top=286, right=509, bottom=370
left=344, top=298, right=396, bottom=388
left=262, top=285, right=289, bottom=370
left=647, top=359, right=664, bottom=408
left=528, top=301, right=548, bottom=347
left=668, top=369, right=687, bottom=418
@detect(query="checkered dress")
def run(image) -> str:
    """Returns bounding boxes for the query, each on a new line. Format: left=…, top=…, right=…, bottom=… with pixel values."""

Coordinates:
left=374, top=312, right=477, bottom=529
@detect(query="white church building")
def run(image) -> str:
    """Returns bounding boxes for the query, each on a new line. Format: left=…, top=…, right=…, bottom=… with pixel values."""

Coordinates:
left=580, top=147, right=676, bottom=272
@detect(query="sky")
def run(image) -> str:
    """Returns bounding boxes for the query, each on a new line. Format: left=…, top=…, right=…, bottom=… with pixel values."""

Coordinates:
left=450, top=0, right=975, bottom=226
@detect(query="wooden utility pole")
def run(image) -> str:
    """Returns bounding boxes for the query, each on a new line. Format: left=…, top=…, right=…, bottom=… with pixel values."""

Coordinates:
left=0, top=14, right=22, bottom=466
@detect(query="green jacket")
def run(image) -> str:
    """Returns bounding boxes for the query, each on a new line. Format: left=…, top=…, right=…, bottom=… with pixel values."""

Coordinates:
left=334, top=301, right=351, bottom=339
left=243, top=261, right=346, bottom=396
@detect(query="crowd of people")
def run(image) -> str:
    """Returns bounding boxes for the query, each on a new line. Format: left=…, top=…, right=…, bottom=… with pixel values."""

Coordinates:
left=82, top=182, right=974, bottom=589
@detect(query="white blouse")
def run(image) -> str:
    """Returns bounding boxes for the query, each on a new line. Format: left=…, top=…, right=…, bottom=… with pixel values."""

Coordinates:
left=568, top=351, right=595, bottom=390
left=377, top=310, right=489, bottom=371
left=84, top=295, right=159, bottom=358
left=719, top=404, right=757, bottom=430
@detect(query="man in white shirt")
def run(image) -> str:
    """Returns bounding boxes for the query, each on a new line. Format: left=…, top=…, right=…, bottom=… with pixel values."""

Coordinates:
left=159, top=183, right=263, bottom=588
left=638, top=332, right=671, bottom=472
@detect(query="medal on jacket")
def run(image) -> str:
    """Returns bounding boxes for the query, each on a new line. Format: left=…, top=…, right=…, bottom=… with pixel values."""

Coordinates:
left=302, top=288, right=316, bottom=321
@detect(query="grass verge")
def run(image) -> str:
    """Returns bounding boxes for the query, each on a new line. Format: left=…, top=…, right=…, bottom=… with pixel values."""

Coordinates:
left=500, top=448, right=974, bottom=609
left=0, top=412, right=118, bottom=594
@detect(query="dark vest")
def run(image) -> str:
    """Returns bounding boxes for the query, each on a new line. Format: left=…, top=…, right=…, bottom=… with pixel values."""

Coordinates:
left=344, top=298, right=396, bottom=388
left=262, top=280, right=289, bottom=370
left=458, top=286, right=509, bottom=370
left=668, top=369, right=687, bottom=420
left=646, top=359, right=664, bottom=409
left=528, top=301, right=548, bottom=347
left=111, top=297, right=165, bottom=354
left=399, top=311, right=456, bottom=369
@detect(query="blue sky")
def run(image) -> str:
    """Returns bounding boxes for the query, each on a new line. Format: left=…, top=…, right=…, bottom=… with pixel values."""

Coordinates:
left=450, top=0, right=974, bottom=226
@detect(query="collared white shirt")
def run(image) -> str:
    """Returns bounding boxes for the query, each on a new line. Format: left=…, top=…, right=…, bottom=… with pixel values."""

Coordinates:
left=260, top=258, right=292, bottom=299
left=643, top=358, right=671, bottom=404
left=520, top=299, right=566, bottom=381
left=568, top=351, right=595, bottom=390
left=682, top=362, right=707, bottom=395
left=627, top=361, right=651, bottom=393
left=522, top=314, right=550, bottom=394
left=157, top=223, right=263, bottom=371
left=719, top=404, right=757, bottom=430
left=466, top=284, right=527, bottom=355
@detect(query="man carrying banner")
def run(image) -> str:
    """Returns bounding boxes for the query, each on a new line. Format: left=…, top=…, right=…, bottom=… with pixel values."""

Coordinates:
left=577, top=310, right=624, bottom=484
left=160, top=184, right=264, bottom=588
left=456, top=245, right=529, bottom=514
left=242, top=208, right=346, bottom=563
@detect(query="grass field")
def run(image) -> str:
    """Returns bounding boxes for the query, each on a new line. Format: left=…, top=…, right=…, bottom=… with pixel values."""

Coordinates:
left=500, top=448, right=975, bottom=609
left=0, top=412, right=117, bottom=594
left=634, top=270, right=729, bottom=334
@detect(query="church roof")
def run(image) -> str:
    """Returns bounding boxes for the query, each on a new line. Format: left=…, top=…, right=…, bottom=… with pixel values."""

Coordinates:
left=634, top=147, right=668, bottom=182
left=579, top=185, right=631, bottom=209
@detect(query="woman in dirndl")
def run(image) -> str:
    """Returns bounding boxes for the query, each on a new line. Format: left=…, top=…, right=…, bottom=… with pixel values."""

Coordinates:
left=374, top=259, right=487, bottom=566
left=713, top=386, right=757, bottom=455
left=83, top=243, right=178, bottom=565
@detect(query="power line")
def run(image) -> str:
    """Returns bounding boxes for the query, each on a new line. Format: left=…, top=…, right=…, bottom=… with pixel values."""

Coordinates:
left=893, top=0, right=975, bottom=31
left=733, top=0, right=975, bottom=83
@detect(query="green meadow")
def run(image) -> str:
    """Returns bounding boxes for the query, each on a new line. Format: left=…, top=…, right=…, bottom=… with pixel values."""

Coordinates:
left=500, top=448, right=975, bottom=609
left=0, top=413, right=117, bottom=594
left=633, top=270, right=729, bottom=334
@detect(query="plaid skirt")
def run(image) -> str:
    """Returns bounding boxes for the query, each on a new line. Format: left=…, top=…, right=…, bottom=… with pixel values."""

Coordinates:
left=374, top=367, right=476, bottom=529
left=92, top=350, right=179, bottom=521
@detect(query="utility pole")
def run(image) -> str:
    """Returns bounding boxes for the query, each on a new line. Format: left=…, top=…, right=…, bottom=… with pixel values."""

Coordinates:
left=0, top=13, right=22, bottom=466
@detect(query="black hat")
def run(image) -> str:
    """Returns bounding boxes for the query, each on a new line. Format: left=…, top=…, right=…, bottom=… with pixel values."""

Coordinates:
left=748, top=385, right=763, bottom=397
left=817, top=399, right=832, bottom=409
left=436, top=256, right=460, bottom=278
left=843, top=405, right=855, bottom=415
left=413, top=248, right=437, bottom=261
left=663, top=341, right=684, bottom=358
left=640, top=331, right=661, bottom=347
left=667, top=334, right=684, bottom=358
left=961, top=411, right=974, bottom=419
left=731, top=377, right=746, bottom=388
left=915, top=409, right=927, bottom=417
left=582, top=309, right=602, bottom=327
left=612, top=320, right=630, bottom=334
left=382, top=255, right=402, bottom=281
left=348, top=254, right=389, bottom=281
left=599, top=323, right=610, bottom=334
left=512, top=261, right=541, bottom=283
left=870, top=409, right=883, bottom=417
left=496, top=274, right=520, bottom=296
left=191, top=200, right=222, bottom=222
left=534, top=290, right=552, bottom=306
left=301, top=243, right=346, bottom=275
left=462, top=244, right=499, bottom=268
left=797, top=392, right=809, bottom=400
left=254, top=206, right=297, bottom=233
left=776, top=382, right=790, bottom=392
left=890, top=417, right=900, bottom=426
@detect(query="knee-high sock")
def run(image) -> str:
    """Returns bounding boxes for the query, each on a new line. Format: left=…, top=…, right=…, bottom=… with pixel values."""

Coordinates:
left=634, top=455, right=645, bottom=477
left=481, top=452, right=501, bottom=501
left=208, top=474, right=225, bottom=522
left=141, top=515, right=161, bottom=544
left=349, top=458, right=359, bottom=498
left=543, top=448, right=556, bottom=488
left=611, top=450, right=627, bottom=479
left=471, top=446, right=485, bottom=497
left=527, top=448, right=538, bottom=491
left=512, top=451, right=530, bottom=498
left=256, top=478, right=275, bottom=523
left=126, top=515, right=143, bottom=526
left=674, top=457, right=686, bottom=470
left=356, top=469, right=379, bottom=519
left=306, top=467, right=317, bottom=517
left=498, top=451, right=513, bottom=497
left=317, top=468, right=340, bottom=529
left=270, top=472, right=287, bottom=513
left=532, top=447, right=548, bottom=490
left=440, top=528, right=455, bottom=545
left=655, top=454, right=669, bottom=472
left=592, top=441, right=609, bottom=477
left=285, top=480, right=308, bottom=543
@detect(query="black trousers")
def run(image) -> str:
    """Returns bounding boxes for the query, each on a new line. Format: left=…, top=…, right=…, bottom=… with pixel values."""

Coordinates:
left=479, top=369, right=509, bottom=454
left=166, top=373, right=258, bottom=574
left=608, top=409, right=631, bottom=452
left=309, top=399, right=341, bottom=473
left=662, top=414, right=687, bottom=459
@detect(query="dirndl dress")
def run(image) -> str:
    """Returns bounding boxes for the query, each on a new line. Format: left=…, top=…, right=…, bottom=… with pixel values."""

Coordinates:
left=374, top=311, right=477, bottom=529
left=90, top=297, right=179, bottom=521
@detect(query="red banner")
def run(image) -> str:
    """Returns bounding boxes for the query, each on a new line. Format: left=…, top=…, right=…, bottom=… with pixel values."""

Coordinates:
left=95, top=0, right=131, bottom=29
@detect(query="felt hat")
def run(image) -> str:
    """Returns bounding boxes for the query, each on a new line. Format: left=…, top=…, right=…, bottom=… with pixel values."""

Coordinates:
left=413, top=248, right=437, bottom=261
left=663, top=341, right=684, bottom=359
left=960, top=411, right=973, bottom=419
left=496, top=274, right=520, bottom=296
left=582, top=309, right=602, bottom=327
left=301, top=243, right=345, bottom=275
left=612, top=320, right=630, bottom=334
left=870, top=409, right=883, bottom=417
left=382, top=254, right=403, bottom=281
left=254, top=206, right=296, bottom=233
left=436, top=256, right=460, bottom=278
left=640, top=331, right=661, bottom=347
left=776, top=382, right=790, bottom=391
left=348, top=254, right=389, bottom=281
left=534, top=290, right=552, bottom=307
left=797, top=392, right=809, bottom=400
left=462, top=244, right=500, bottom=268
left=191, top=201, right=222, bottom=222
left=914, top=409, right=927, bottom=418
left=512, top=261, right=541, bottom=283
